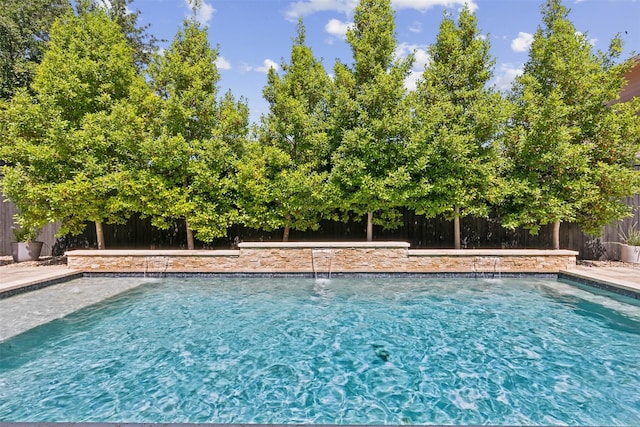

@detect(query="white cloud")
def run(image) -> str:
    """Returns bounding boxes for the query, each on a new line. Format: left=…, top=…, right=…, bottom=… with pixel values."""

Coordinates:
left=245, top=59, right=279, bottom=74
left=396, top=42, right=430, bottom=70
left=286, top=0, right=477, bottom=20
left=325, top=18, right=353, bottom=39
left=258, top=59, right=279, bottom=73
left=396, top=42, right=431, bottom=91
left=286, top=0, right=357, bottom=21
left=494, top=63, right=523, bottom=91
left=216, top=56, right=231, bottom=70
left=575, top=31, right=598, bottom=46
left=413, top=49, right=430, bottom=71
left=100, top=0, right=133, bottom=14
left=185, top=0, right=215, bottom=26
left=405, top=71, right=421, bottom=92
left=409, top=21, right=422, bottom=33
left=511, top=32, right=534, bottom=53
left=393, top=0, right=477, bottom=12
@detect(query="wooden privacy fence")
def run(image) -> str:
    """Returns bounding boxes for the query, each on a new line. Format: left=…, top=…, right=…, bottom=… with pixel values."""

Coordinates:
left=1, top=196, right=638, bottom=261
left=0, top=192, right=59, bottom=257
left=600, top=194, right=640, bottom=260
left=47, top=211, right=611, bottom=260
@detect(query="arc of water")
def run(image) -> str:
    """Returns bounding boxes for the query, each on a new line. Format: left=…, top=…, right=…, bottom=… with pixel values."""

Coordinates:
left=163, top=257, right=169, bottom=277
left=311, top=249, right=334, bottom=281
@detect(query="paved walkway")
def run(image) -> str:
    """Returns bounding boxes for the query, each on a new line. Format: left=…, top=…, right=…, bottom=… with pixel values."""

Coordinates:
left=562, top=266, right=640, bottom=295
left=0, top=265, right=80, bottom=296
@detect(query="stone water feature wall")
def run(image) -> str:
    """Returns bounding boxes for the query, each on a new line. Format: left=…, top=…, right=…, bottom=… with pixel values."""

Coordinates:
left=65, top=242, right=578, bottom=274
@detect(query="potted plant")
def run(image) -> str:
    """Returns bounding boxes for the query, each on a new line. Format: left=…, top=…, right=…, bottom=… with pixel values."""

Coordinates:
left=11, top=225, right=44, bottom=262
left=619, top=223, right=640, bottom=264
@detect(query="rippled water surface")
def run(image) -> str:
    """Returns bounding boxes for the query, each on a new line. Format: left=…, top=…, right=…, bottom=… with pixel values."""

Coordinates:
left=1, top=276, right=640, bottom=425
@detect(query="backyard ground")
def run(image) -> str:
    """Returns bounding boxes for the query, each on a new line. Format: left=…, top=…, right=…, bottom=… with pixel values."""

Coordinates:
left=0, top=255, right=68, bottom=268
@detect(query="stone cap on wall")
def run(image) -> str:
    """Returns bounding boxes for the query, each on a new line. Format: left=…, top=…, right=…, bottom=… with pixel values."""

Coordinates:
left=238, top=241, right=411, bottom=249
left=409, top=249, right=579, bottom=256
left=66, top=247, right=577, bottom=257
left=65, top=249, right=240, bottom=257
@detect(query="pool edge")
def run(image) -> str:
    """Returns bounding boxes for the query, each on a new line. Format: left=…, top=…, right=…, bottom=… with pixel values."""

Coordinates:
left=559, top=270, right=640, bottom=299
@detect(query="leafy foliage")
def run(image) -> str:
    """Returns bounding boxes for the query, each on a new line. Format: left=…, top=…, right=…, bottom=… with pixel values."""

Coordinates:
left=502, top=0, right=640, bottom=239
left=328, top=0, right=414, bottom=240
left=245, top=20, right=334, bottom=240
left=0, top=0, right=71, bottom=100
left=142, top=18, right=249, bottom=246
left=1, top=0, right=638, bottom=250
left=0, top=8, right=147, bottom=243
left=410, top=6, right=507, bottom=248
left=12, top=224, right=41, bottom=242
left=76, top=0, right=161, bottom=71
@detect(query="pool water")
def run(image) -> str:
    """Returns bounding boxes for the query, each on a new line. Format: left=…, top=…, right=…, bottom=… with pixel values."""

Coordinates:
left=1, top=276, right=639, bottom=425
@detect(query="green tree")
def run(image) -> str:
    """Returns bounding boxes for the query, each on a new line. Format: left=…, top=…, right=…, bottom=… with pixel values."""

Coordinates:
left=76, top=0, right=161, bottom=70
left=143, top=17, right=248, bottom=249
left=411, top=7, right=507, bottom=249
left=502, top=0, right=640, bottom=249
left=328, top=0, right=413, bottom=241
left=0, top=9, right=147, bottom=249
left=0, top=0, right=71, bottom=100
left=242, top=20, right=333, bottom=241
left=235, top=142, right=333, bottom=241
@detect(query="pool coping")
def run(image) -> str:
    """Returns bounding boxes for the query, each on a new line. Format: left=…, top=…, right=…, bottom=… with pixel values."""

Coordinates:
left=559, top=269, right=640, bottom=300
left=2, top=265, right=640, bottom=300
left=0, top=268, right=82, bottom=299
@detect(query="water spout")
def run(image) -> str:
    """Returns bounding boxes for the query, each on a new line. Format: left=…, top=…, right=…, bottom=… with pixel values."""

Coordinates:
left=474, top=256, right=502, bottom=279
left=311, top=249, right=333, bottom=282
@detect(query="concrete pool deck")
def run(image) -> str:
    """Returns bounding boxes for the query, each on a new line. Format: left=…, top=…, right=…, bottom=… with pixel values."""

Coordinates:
left=559, top=265, right=640, bottom=297
left=0, top=265, right=81, bottom=298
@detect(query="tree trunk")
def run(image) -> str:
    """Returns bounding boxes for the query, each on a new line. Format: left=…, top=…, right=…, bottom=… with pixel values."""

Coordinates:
left=95, top=221, right=105, bottom=250
left=283, top=224, right=290, bottom=242
left=367, top=211, right=373, bottom=242
left=552, top=220, right=560, bottom=250
left=185, top=219, right=195, bottom=250
left=453, top=206, right=461, bottom=250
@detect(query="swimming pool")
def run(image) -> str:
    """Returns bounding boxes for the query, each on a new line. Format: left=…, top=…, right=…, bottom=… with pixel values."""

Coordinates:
left=1, top=276, right=639, bottom=425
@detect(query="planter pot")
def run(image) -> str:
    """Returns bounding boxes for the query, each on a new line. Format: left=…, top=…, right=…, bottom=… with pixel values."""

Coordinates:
left=620, top=244, right=640, bottom=264
left=10, top=241, right=44, bottom=263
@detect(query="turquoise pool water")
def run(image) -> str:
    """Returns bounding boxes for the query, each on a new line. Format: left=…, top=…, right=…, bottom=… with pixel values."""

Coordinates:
left=1, top=276, right=639, bottom=425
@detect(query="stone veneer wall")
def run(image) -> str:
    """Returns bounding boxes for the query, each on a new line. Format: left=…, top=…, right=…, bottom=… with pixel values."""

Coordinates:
left=66, top=243, right=577, bottom=274
left=407, top=249, right=577, bottom=273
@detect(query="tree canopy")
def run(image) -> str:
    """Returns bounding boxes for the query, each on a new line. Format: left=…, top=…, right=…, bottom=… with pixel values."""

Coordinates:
left=142, top=16, right=249, bottom=249
left=502, top=0, right=640, bottom=248
left=411, top=6, right=507, bottom=249
left=76, top=0, right=161, bottom=71
left=241, top=20, right=334, bottom=241
left=1, top=0, right=638, bottom=250
left=0, top=0, right=71, bottom=100
left=0, top=8, right=147, bottom=248
left=329, top=0, right=414, bottom=241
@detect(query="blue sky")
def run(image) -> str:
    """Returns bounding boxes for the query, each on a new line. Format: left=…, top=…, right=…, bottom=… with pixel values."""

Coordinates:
left=132, top=0, right=640, bottom=124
